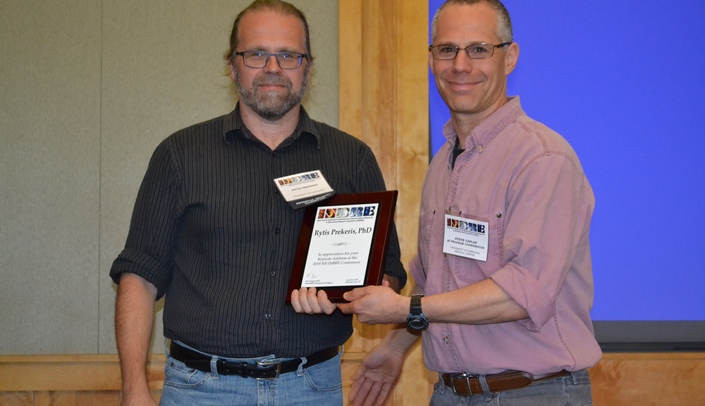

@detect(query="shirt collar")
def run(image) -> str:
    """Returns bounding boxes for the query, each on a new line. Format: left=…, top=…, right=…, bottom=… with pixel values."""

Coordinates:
left=223, top=103, right=322, bottom=148
left=442, top=96, right=524, bottom=153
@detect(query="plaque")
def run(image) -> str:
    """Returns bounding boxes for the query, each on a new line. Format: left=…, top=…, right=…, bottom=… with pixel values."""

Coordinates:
left=286, top=191, right=398, bottom=303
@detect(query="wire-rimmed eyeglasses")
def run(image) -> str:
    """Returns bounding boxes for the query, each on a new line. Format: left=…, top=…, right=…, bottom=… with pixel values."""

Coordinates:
left=235, top=50, right=308, bottom=69
left=429, top=42, right=511, bottom=60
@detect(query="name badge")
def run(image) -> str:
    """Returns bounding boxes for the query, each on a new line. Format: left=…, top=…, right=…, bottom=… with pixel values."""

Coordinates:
left=442, top=214, right=489, bottom=261
left=274, top=170, right=335, bottom=209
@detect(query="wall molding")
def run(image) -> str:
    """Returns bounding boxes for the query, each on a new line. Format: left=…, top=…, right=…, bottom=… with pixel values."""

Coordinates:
left=2, top=353, right=704, bottom=405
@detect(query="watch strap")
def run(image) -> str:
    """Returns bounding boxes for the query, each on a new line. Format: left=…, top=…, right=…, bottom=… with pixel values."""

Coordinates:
left=410, top=294, right=423, bottom=315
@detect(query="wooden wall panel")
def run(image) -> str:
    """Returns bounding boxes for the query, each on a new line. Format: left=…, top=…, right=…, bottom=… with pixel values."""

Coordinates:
left=589, top=352, right=705, bottom=406
left=0, top=393, right=32, bottom=406
left=339, top=0, right=432, bottom=404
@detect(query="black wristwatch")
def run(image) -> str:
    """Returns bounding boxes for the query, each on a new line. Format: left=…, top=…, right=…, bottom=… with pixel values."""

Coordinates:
left=407, top=294, right=429, bottom=331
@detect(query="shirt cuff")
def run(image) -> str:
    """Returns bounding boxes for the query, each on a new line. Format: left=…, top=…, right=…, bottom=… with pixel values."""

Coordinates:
left=490, top=264, right=556, bottom=332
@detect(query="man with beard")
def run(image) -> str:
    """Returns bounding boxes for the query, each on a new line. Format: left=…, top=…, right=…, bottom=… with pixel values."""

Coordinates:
left=109, top=1, right=406, bottom=405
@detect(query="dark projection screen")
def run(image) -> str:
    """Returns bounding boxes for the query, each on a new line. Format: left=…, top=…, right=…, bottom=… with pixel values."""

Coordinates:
left=428, top=0, right=705, bottom=350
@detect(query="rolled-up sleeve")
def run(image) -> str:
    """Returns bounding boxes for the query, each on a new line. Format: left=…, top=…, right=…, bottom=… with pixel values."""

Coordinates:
left=490, top=153, right=594, bottom=331
left=109, top=140, right=182, bottom=299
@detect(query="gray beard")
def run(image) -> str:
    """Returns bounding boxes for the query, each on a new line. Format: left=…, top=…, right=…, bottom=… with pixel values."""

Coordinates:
left=235, top=70, right=308, bottom=121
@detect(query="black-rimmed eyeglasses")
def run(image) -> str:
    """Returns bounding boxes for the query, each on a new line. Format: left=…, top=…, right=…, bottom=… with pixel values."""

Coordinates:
left=235, top=50, right=308, bottom=69
left=429, top=42, right=511, bottom=60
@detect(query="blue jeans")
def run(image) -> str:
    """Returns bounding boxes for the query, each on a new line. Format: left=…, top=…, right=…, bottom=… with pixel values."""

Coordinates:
left=430, top=370, right=593, bottom=406
left=159, top=343, right=343, bottom=406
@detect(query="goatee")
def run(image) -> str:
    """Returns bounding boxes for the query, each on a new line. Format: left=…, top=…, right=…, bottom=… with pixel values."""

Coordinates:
left=235, top=70, right=308, bottom=121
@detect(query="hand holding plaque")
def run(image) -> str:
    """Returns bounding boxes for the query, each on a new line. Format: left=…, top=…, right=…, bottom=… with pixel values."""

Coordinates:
left=286, top=191, right=398, bottom=303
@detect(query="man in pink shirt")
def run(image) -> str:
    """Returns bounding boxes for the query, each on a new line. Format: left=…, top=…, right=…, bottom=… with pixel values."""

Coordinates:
left=333, top=0, right=602, bottom=404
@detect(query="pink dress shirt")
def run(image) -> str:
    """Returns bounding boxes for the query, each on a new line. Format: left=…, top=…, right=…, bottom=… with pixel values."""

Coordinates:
left=411, top=97, right=602, bottom=375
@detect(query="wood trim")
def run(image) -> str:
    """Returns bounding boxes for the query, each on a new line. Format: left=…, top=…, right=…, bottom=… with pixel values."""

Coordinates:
left=0, top=354, right=165, bottom=392
left=2, top=353, right=705, bottom=405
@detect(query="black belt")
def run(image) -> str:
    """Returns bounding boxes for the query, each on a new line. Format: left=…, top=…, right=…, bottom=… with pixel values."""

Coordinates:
left=169, top=342, right=338, bottom=380
left=441, top=370, right=571, bottom=395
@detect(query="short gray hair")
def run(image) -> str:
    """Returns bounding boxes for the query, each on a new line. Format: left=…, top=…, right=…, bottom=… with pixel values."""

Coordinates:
left=430, top=0, right=513, bottom=44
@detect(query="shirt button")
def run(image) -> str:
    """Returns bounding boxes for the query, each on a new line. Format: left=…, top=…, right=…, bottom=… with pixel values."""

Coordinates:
left=443, top=336, right=450, bottom=343
left=264, top=313, right=272, bottom=320
left=270, top=271, right=276, bottom=277
left=275, top=228, right=281, bottom=235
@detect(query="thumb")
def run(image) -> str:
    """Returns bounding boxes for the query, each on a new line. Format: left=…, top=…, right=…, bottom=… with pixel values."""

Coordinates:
left=337, top=301, right=354, bottom=314
left=343, top=287, right=367, bottom=302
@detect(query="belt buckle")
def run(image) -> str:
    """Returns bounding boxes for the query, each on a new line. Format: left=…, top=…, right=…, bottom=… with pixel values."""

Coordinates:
left=451, top=373, right=476, bottom=396
left=255, top=358, right=282, bottom=380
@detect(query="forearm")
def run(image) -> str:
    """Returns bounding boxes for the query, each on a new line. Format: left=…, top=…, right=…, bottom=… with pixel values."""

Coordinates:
left=382, top=324, right=422, bottom=355
left=115, top=273, right=158, bottom=393
left=422, top=278, right=528, bottom=324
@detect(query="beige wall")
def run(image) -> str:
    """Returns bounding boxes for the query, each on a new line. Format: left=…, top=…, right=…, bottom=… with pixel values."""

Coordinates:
left=0, top=0, right=339, bottom=355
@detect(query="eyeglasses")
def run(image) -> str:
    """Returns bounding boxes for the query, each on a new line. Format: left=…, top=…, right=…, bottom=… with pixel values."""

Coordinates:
left=429, top=42, right=511, bottom=60
left=235, top=50, right=308, bottom=69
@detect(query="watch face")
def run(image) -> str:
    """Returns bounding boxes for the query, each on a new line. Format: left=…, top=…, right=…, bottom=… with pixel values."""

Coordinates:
left=408, top=316, right=429, bottom=331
